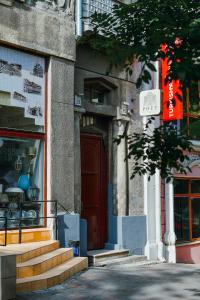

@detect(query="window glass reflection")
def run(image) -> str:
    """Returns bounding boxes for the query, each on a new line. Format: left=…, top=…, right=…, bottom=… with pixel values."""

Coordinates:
left=192, top=198, right=200, bottom=239
left=0, top=136, right=44, bottom=228
left=174, top=197, right=190, bottom=241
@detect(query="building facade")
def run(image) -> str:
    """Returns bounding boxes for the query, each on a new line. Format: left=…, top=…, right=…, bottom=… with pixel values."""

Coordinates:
left=0, top=0, right=147, bottom=257
left=1, top=0, right=198, bottom=267
left=0, top=0, right=76, bottom=240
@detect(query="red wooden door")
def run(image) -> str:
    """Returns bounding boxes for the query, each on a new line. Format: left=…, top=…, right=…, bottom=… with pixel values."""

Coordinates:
left=81, top=134, right=108, bottom=250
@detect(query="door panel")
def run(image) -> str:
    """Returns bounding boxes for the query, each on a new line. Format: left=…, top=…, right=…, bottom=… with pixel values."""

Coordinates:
left=81, top=134, right=107, bottom=250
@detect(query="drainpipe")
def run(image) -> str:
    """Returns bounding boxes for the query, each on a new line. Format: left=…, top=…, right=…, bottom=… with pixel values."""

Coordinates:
left=76, top=0, right=83, bottom=37
left=125, top=121, right=129, bottom=216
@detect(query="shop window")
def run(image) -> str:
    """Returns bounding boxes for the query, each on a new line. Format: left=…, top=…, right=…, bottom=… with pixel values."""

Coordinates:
left=0, top=46, right=46, bottom=230
left=182, top=81, right=200, bottom=139
left=0, top=134, right=44, bottom=229
left=174, top=179, right=200, bottom=242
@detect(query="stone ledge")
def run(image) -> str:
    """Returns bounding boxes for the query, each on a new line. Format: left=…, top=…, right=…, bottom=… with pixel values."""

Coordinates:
left=0, top=5, right=75, bottom=61
left=0, top=0, right=14, bottom=6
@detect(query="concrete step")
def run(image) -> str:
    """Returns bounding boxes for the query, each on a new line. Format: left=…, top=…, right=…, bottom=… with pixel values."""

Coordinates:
left=16, top=240, right=60, bottom=263
left=17, top=247, right=74, bottom=278
left=17, top=257, right=88, bottom=292
left=93, top=255, right=148, bottom=267
left=107, top=259, right=162, bottom=270
left=87, top=249, right=130, bottom=266
left=0, top=240, right=60, bottom=263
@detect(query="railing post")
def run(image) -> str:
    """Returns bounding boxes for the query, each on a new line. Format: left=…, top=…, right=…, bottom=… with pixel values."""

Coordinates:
left=55, top=201, right=58, bottom=240
left=4, top=217, right=7, bottom=246
left=19, top=202, right=22, bottom=244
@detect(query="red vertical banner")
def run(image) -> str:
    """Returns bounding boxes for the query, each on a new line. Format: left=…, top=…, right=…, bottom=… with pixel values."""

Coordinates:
left=161, top=47, right=183, bottom=121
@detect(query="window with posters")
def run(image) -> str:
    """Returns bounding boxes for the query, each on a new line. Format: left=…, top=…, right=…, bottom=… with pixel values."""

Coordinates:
left=0, top=46, right=46, bottom=229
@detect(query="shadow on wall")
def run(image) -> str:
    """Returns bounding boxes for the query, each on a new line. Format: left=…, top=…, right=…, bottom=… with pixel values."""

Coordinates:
left=106, top=184, right=147, bottom=255
left=57, top=184, right=147, bottom=256
left=57, top=213, right=88, bottom=257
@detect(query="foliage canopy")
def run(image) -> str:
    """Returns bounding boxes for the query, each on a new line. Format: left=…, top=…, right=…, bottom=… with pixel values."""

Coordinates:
left=115, top=119, right=193, bottom=182
left=81, top=0, right=200, bottom=180
left=84, top=0, right=200, bottom=89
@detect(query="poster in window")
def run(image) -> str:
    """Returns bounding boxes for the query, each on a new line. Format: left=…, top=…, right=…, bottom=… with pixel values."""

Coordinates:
left=0, top=46, right=45, bottom=126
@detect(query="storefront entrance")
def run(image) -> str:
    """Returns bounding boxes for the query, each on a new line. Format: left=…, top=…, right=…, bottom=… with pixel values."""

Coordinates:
left=81, top=134, right=108, bottom=250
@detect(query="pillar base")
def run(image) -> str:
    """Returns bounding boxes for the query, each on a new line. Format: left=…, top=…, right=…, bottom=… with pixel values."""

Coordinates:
left=164, top=244, right=176, bottom=263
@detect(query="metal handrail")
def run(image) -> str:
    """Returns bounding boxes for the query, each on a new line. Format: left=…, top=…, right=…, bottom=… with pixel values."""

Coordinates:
left=0, top=200, right=59, bottom=246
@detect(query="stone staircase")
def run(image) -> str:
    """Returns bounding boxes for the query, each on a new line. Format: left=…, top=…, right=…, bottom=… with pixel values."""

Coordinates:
left=87, top=248, right=156, bottom=269
left=87, top=249, right=130, bottom=266
left=0, top=229, right=88, bottom=292
left=16, top=240, right=88, bottom=292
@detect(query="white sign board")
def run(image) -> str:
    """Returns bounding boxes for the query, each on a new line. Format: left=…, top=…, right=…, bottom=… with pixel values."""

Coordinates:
left=139, top=89, right=161, bottom=116
left=0, top=46, right=45, bottom=126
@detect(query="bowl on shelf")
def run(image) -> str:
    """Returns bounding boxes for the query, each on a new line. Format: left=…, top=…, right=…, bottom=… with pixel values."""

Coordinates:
left=17, top=175, right=30, bottom=191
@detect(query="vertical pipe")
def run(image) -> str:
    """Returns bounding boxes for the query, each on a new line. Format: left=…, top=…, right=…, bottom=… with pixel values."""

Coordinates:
left=4, top=217, right=7, bottom=246
left=125, top=121, right=129, bottom=216
left=76, top=0, right=83, bottom=36
left=19, top=202, right=22, bottom=244
left=55, top=201, right=58, bottom=240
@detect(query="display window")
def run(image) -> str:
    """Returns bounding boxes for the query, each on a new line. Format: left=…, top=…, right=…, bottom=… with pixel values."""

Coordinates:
left=174, top=178, right=200, bottom=242
left=0, top=46, right=46, bottom=230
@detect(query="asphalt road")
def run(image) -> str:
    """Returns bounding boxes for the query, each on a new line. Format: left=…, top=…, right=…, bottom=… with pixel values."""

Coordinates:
left=17, top=263, right=200, bottom=300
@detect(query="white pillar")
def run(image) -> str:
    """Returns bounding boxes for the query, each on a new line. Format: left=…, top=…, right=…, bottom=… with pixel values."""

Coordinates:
left=164, top=179, right=176, bottom=263
left=155, top=169, right=165, bottom=261
left=144, top=116, right=164, bottom=261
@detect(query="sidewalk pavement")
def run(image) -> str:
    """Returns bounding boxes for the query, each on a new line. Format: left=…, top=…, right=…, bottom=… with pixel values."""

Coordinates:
left=17, top=263, right=200, bottom=300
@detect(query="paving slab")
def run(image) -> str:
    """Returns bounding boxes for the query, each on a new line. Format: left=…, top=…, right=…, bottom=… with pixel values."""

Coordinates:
left=16, top=263, right=200, bottom=300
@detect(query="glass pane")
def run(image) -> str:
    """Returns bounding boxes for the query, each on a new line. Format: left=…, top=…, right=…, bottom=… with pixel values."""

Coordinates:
left=181, top=117, right=188, bottom=136
left=0, top=136, right=44, bottom=229
left=188, top=81, right=200, bottom=116
left=174, top=197, right=190, bottom=241
left=191, top=180, right=200, bottom=194
left=192, top=198, right=200, bottom=239
left=183, top=87, right=188, bottom=114
left=189, top=118, right=200, bottom=140
left=174, top=179, right=189, bottom=194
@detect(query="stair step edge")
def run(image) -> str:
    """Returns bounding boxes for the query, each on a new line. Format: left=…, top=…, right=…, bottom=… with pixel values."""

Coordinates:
left=17, top=248, right=73, bottom=267
left=108, top=260, right=161, bottom=269
left=87, top=249, right=130, bottom=258
left=17, top=257, right=88, bottom=284
left=16, top=240, right=60, bottom=263
left=17, top=240, right=59, bottom=254
left=94, top=255, right=147, bottom=266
